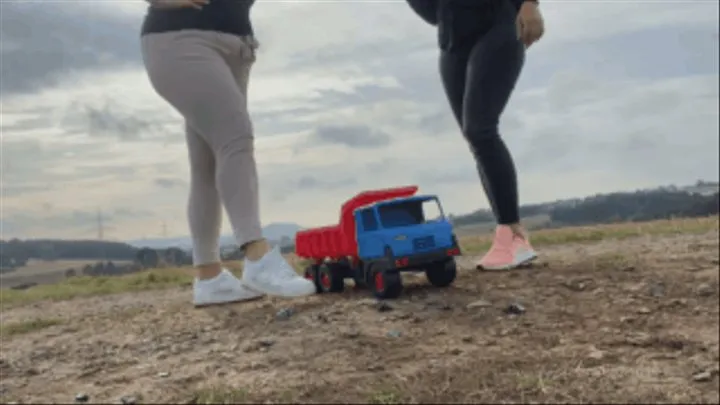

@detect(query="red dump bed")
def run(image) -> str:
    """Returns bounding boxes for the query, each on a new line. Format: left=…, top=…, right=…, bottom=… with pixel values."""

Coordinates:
left=295, top=185, right=419, bottom=261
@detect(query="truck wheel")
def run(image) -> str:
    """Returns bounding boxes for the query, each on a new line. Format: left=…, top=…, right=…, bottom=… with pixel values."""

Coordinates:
left=318, top=263, right=345, bottom=293
left=304, top=265, right=322, bottom=294
left=425, top=259, right=457, bottom=288
left=371, top=269, right=403, bottom=299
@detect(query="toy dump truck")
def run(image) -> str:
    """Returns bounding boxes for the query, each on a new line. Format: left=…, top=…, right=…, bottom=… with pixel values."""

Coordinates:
left=295, top=185, right=461, bottom=299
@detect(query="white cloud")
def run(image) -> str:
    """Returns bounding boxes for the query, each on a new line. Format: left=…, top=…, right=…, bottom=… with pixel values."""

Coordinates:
left=1, top=0, right=718, bottom=240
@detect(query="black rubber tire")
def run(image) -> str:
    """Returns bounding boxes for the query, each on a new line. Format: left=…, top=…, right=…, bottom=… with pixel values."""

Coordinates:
left=425, top=259, right=457, bottom=288
left=304, top=265, right=322, bottom=294
left=371, top=267, right=403, bottom=299
left=318, top=263, right=345, bottom=293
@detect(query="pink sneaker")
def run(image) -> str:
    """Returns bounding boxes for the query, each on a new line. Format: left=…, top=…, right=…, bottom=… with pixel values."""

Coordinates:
left=512, top=233, right=538, bottom=267
left=477, top=226, right=538, bottom=271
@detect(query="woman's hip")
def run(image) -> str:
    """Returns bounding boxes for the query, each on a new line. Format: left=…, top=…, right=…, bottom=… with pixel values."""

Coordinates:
left=141, top=30, right=255, bottom=119
left=141, top=30, right=256, bottom=90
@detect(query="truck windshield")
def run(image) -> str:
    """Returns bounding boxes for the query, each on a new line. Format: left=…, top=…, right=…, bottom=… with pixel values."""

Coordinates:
left=377, top=198, right=444, bottom=229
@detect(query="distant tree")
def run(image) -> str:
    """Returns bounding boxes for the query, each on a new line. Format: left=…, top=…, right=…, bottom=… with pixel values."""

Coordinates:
left=136, top=248, right=160, bottom=269
left=164, top=247, right=191, bottom=266
left=449, top=184, right=719, bottom=229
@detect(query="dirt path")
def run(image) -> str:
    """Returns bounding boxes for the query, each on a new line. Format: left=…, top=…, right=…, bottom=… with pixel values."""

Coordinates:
left=1, top=232, right=718, bottom=404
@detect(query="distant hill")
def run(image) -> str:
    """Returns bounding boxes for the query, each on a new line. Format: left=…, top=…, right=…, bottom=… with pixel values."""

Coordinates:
left=450, top=181, right=719, bottom=228
left=126, top=222, right=304, bottom=250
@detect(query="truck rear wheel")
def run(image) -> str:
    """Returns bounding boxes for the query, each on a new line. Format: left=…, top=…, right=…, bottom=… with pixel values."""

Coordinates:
left=371, top=267, right=403, bottom=299
left=318, top=263, right=345, bottom=293
left=425, top=259, right=457, bottom=288
left=304, top=265, right=322, bottom=294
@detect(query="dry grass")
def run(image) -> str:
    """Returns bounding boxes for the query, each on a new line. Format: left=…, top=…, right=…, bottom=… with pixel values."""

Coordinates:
left=0, top=317, right=63, bottom=338
left=460, top=216, right=719, bottom=254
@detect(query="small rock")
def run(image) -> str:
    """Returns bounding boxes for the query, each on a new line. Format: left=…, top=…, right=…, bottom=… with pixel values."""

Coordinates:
left=649, top=282, right=666, bottom=297
left=75, top=393, right=89, bottom=403
left=158, top=372, right=170, bottom=378
left=120, top=395, right=138, bottom=405
left=587, top=347, right=605, bottom=360
left=466, top=300, right=492, bottom=309
left=626, top=332, right=653, bottom=347
left=386, top=330, right=402, bottom=338
left=358, top=298, right=377, bottom=306
left=695, top=283, right=714, bottom=297
left=258, top=338, right=275, bottom=347
left=636, top=307, right=652, bottom=315
left=249, top=361, right=267, bottom=370
left=504, top=303, right=526, bottom=315
left=449, top=348, right=462, bottom=355
left=367, top=365, right=384, bottom=371
left=563, top=279, right=589, bottom=291
left=275, top=308, right=295, bottom=320
left=620, top=316, right=636, bottom=323
left=375, top=302, right=394, bottom=312
left=461, top=335, right=474, bottom=343
left=664, top=298, right=688, bottom=308
left=243, top=338, right=275, bottom=353
left=692, top=370, right=713, bottom=382
left=342, top=329, right=360, bottom=338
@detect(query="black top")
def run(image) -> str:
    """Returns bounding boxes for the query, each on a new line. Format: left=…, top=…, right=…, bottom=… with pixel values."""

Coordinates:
left=141, top=0, right=255, bottom=37
left=406, top=0, right=524, bottom=51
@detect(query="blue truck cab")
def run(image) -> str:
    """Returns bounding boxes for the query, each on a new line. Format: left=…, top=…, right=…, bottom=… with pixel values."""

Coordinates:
left=354, top=195, right=461, bottom=269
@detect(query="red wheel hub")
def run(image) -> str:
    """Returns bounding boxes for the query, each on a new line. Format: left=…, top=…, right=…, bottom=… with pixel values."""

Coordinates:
left=320, top=272, right=331, bottom=289
left=374, top=272, right=384, bottom=292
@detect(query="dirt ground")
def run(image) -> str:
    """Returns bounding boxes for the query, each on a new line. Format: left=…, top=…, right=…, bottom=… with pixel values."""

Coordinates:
left=1, top=231, right=718, bottom=404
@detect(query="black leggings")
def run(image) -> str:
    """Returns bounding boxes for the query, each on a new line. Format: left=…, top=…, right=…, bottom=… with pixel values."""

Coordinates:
left=439, top=3, right=524, bottom=225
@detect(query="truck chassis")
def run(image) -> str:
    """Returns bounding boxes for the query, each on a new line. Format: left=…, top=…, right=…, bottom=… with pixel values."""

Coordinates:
left=303, top=245, right=461, bottom=299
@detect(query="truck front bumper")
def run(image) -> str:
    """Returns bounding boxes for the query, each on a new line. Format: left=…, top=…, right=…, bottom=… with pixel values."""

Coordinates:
left=392, top=245, right=461, bottom=269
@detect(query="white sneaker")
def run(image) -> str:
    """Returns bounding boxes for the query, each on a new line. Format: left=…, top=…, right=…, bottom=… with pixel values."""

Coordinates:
left=193, top=268, right=264, bottom=307
left=241, top=247, right=316, bottom=297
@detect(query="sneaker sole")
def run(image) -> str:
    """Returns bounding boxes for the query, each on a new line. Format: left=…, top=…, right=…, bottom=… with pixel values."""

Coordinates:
left=193, top=294, right=265, bottom=308
left=477, top=251, right=538, bottom=272
left=241, top=278, right=317, bottom=298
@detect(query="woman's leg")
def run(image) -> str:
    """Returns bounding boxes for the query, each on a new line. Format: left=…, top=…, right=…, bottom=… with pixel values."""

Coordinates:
left=440, top=2, right=537, bottom=270
left=220, top=36, right=272, bottom=263
left=185, top=123, right=224, bottom=279
left=141, top=30, right=315, bottom=300
left=462, top=20, right=523, bottom=228
left=440, top=45, right=501, bottom=221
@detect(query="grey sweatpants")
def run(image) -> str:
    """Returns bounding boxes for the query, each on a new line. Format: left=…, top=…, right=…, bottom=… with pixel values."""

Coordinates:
left=141, top=30, right=262, bottom=265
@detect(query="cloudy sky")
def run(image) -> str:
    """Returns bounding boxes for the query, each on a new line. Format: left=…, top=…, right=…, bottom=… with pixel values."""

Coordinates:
left=1, top=0, right=718, bottom=241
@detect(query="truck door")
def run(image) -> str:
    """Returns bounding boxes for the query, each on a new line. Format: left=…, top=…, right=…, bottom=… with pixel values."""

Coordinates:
left=356, top=209, right=384, bottom=260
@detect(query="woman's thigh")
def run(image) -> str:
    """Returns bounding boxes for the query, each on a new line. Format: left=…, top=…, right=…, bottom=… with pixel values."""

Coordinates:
left=462, top=6, right=525, bottom=131
left=141, top=30, right=253, bottom=149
